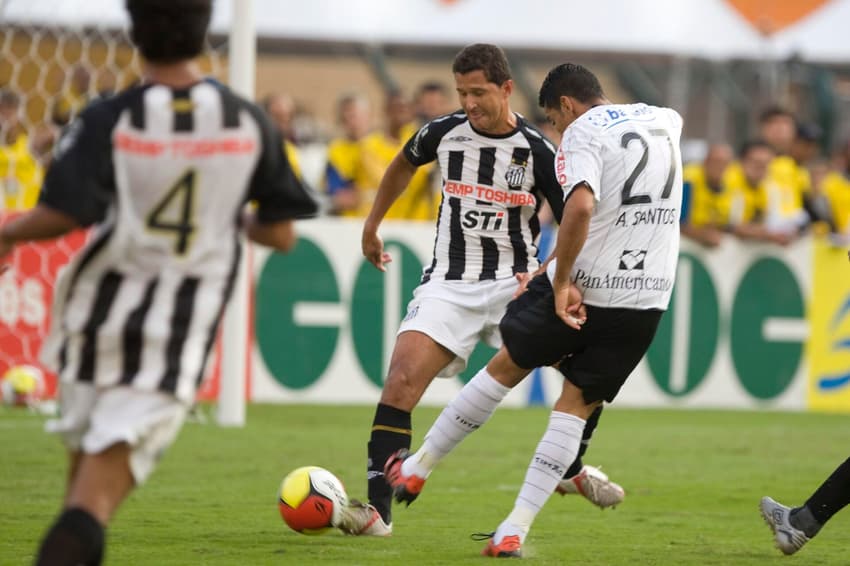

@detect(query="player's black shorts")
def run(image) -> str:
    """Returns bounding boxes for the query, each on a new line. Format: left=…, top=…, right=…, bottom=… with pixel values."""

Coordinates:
left=500, top=274, right=663, bottom=404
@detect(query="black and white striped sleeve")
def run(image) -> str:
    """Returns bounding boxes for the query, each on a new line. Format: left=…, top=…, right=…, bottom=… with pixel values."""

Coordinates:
left=39, top=99, right=118, bottom=226
left=245, top=105, right=319, bottom=222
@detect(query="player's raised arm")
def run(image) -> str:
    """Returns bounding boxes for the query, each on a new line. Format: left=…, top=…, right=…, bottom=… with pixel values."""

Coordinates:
left=361, top=151, right=418, bottom=271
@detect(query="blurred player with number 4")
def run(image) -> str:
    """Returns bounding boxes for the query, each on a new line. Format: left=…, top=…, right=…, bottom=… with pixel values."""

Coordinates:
left=0, top=1, right=317, bottom=564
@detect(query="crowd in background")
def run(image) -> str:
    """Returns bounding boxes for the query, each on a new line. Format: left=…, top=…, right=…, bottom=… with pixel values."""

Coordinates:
left=2, top=71, right=850, bottom=248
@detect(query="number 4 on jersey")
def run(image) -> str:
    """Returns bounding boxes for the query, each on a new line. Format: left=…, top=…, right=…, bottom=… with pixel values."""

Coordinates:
left=146, top=169, right=197, bottom=255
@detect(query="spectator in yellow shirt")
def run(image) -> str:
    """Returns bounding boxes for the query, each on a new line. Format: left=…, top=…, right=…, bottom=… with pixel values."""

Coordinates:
left=262, top=92, right=302, bottom=179
left=758, top=106, right=809, bottom=236
left=680, top=142, right=733, bottom=247
left=414, top=81, right=451, bottom=123
left=724, top=140, right=791, bottom=245
left=360, top=91, right=436, bottom=221
left=325, top=93, right=372, bottom=216
left=0, top=90, right=43, bottom=211
left=820, top=141, right=850, bottom=239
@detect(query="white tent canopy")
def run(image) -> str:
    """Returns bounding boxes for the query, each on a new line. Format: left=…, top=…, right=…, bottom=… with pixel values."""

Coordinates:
left=2, top=0, right=849, bottom=63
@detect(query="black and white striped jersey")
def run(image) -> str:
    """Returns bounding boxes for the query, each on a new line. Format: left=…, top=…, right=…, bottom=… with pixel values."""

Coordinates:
left=39, top=79, right=318, bottom=402
left=403, top=112, right=564, bottom=283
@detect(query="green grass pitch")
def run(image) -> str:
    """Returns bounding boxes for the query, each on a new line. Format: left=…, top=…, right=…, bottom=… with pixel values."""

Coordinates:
left=1, top=404, right=848, bottom=565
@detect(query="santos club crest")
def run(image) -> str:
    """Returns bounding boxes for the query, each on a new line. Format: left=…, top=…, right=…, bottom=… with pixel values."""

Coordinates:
left=505, top=161, right=526, bottom=189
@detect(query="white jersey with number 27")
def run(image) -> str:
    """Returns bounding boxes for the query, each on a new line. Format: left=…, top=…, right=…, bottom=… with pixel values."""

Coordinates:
left=548, top=103, right=683, bottom=310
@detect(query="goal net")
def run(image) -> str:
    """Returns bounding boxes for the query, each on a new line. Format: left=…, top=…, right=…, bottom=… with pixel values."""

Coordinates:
left=0, top=0, right=229, bottom=401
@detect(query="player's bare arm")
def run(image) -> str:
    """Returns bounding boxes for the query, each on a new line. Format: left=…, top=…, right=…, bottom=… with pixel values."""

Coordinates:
left=0, top=205, right=79, bottom=260
left=553, top=185, right=594, bottom=329
left=361, top=151, right=418, bottom=271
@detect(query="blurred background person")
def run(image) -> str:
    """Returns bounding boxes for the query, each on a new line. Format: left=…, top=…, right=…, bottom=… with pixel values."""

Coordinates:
left=414, top=80, right=451, bottom=123
left=262, top=92, right=302, bottom=179
left=680, top=142, right=734, bottom=247
left=758, top=106, right=809, bottom=238
left=723, top=139, right=792, bottom=245
left=0, top=89, right=43, bottom=211
left=360, top=90, right=437, bottom=221
left=819, top=140, right=850, bottom=244
left=324, top=92, right=372, bottom=216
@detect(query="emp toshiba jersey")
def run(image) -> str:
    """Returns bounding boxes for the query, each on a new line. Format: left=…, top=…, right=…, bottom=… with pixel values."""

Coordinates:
left=39, top=80, right=318, bottom=402
left=404, top=112, right=564, bottom=283
left=548, top=103, right=683, bottom=310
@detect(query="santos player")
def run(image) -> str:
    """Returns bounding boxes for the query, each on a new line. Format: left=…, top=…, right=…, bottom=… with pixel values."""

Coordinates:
left=0, top=1, right=318, bottom=564
left=340, top=45, right=626, bottom=537
left=383, top=62, right=683, bottom=558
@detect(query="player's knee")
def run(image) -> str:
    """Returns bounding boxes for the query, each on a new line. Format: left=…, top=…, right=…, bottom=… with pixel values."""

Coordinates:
left=380, top=365, right=432, bottom=410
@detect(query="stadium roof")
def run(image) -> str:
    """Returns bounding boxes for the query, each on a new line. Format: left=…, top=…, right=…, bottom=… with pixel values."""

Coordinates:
left=3, top=0, right=849, bottom=63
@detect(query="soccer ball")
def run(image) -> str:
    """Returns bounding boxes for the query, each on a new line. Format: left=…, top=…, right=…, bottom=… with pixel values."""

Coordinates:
left=0, top=365, right=45, bottom=407
left=278, top=466, right=348, bottom=534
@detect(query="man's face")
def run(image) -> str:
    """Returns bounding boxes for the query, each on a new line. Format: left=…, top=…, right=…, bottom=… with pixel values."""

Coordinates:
left=454, top=70, right=511, bottom=133
left=741, top=146, right=774, bottom=186
left=267, top=95, right=295, bottom=134
left=0, top=103, right=19, bottom=133
left=385, top=95, right=412, bottom=132
left=703, top=144, right=733, bottom=185
left=416, top=89, right=449, bottom=121
left=760, top=115, right=795, bottom=154
left=543, top=100, right=574, bottom=136
left=340, top=99, right=371, bottom=140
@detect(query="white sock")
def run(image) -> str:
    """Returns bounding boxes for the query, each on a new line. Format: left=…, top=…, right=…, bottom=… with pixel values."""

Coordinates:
left=494, top=411, right=586, bottom=544
left=402, top=367, right=511, bottom=478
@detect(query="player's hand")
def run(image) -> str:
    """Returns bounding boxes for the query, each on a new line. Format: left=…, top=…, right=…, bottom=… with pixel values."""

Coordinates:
left=554, top=282, right=586, bottom=330
left=513, top=271, right=532, bottom=298
left=361, top=230, right=392, bottom=272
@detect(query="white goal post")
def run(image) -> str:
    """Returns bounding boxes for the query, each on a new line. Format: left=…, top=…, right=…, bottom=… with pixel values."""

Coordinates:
left=218, top=0, right=256, bottom=428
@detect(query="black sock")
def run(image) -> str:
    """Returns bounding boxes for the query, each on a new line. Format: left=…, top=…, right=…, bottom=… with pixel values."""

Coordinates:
left=563, top=405, right=603, bottom=479
left=800, top=456, right=850, bottom=530
left=367, top=403, right=412, bottom=524
left=35, top=507, right=105, bottom=566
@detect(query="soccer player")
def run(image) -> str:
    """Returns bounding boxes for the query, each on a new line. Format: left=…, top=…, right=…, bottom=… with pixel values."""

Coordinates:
left=339, top=45, right=623, bottom=538
left=381, top=62, right=683, bottom=558
left=760, top=460, right=850, bottom=553
left=0, top=2, right=318, bottom=565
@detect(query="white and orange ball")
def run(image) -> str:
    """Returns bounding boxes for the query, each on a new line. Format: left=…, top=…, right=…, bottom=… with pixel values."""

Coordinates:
left=278, top=466, right=348, bottom=534
left=0, top=365, right=45, bottom=407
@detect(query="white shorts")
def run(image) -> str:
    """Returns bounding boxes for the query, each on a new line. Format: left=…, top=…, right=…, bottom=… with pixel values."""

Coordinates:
left=46, top=383, right=189, bottom=484
left=397, top=277, right=519, bottom=377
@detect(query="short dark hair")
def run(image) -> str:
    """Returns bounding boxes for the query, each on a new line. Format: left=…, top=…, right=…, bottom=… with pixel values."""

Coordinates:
left=0, top=89, right=20, bottom=109
left=417, top=81, right=447, bottom=97
left=738, top=139, right=775, bottom=159
left=126, top=0, right=212, bottom=63
left=452, top=44, right=511, bottom=85
left=758, top=105, right=795, bottom=125
left=538, top=63, right=604, bottom=108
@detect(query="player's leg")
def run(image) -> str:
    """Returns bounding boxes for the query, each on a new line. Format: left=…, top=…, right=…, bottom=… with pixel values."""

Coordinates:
left=386, top=346, right=530, bottom=503
left=761, top=456, right=850, bottom=555
left=37, top=386, right=188, bottom=565
left=384, top=275, right=559, bottom=506
left=484, top=379, right=598, bottom=557
left=364, top=330, right=455, bottom=527
left=555, top=404, right=625, bottom=508
left=35, top=442, right=133, bottom=566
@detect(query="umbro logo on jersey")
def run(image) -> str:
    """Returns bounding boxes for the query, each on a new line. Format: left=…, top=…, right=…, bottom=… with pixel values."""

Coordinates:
left=505, top=162, right=526, bottom=189
left=445, top=135, right=473, bottom=142
left=619, top=249, right=647, bottom=270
